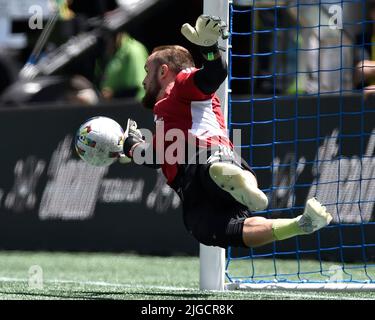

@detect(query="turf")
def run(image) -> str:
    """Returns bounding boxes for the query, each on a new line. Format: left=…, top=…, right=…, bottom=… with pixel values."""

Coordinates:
left=0, top=251, right=373, bottom=300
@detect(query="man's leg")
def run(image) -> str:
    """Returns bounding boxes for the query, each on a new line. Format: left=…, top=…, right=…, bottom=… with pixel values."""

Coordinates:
left=208, top=162, right=268, bottom=212
left=242, top=198, right=333, bottom=247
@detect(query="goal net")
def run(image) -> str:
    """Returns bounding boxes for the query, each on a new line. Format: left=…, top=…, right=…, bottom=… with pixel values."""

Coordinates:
left=224, top=0, right=375, bottom=290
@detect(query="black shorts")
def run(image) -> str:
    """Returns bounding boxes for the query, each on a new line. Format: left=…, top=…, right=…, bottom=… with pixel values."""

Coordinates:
left=171, top=148, right=254, bottom=249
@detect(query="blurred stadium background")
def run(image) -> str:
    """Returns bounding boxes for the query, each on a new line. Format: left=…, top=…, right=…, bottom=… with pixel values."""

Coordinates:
left=0, top=0, right=374, bottom=300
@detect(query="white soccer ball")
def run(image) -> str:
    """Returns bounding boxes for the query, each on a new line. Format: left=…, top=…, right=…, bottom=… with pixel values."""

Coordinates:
left=75, top=116, right=125, bottom=167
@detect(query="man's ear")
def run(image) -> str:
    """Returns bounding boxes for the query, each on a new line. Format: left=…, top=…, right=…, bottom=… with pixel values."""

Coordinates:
left=159, top=64, right=169, bottom=78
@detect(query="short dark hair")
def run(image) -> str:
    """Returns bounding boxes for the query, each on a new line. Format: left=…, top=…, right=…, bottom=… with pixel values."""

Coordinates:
left=151, top=45, right=195, bottom=74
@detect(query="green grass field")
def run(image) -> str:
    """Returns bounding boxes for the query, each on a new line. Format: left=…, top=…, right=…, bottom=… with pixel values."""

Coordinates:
left=0, top=251, right=373, bottom=300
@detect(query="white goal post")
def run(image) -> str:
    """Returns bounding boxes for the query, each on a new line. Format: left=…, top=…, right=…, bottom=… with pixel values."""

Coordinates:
left=199, top=0, right=229, bottom=291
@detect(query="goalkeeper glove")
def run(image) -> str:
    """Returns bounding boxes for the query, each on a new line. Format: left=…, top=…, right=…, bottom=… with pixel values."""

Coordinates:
left=181, top=15, right=229, bottom=60
left=119, top=118, right=144, bottom=164
left=181, top=15, right=229, bottom=47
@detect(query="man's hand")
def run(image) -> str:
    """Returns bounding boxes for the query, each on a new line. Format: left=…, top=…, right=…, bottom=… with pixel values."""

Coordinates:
left=119, top=118, right=144, bottom=164
left=125, top=118, right=143, bottom=142
left=181, top=15, right=229, bottom=47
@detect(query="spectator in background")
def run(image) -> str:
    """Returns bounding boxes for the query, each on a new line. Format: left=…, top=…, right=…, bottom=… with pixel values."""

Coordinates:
left=354, top=1, right=375, bottom=98
left=51, top=0, right=119, bottom=84
left=99, top=32, right=148, bottom=101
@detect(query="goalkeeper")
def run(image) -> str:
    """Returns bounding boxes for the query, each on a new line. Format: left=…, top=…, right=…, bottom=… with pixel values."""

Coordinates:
left=120, top=15, right=332, bottom=248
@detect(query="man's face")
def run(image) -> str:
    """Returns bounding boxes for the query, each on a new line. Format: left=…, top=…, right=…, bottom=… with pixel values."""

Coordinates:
left=142, top=54, right=162, bottom=110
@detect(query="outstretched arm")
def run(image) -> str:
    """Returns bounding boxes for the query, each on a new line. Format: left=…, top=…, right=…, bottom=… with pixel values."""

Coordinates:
left=120, top=119, right=160, bottom=169
left=181, top=15, right=229, bottom=95
left=194, top=48, right=227, bottom=95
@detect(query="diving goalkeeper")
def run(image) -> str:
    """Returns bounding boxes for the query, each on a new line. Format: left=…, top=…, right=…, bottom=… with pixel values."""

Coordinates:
left=120, top=15, right=332, bottom=248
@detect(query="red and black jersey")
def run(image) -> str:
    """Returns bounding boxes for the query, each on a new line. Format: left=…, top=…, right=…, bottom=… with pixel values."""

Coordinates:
left=153, top=67, right=232, bottom=185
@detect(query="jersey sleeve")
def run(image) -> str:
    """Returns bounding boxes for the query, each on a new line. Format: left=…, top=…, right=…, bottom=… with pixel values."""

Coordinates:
left=172, top=68, right=214, bottom=102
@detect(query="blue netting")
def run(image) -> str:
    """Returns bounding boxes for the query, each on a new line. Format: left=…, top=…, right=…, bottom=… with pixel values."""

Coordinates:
left=227, top=0, right=375, bottom=284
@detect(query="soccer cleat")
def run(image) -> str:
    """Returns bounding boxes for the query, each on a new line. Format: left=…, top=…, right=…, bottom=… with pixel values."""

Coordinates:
left=298, top=198, right=333, bottom=234
left=208, top=162, right=268, bottom=211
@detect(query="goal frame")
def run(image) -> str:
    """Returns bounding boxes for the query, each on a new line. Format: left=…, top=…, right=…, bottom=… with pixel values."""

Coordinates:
left=200, top=0, right=375, bottom=292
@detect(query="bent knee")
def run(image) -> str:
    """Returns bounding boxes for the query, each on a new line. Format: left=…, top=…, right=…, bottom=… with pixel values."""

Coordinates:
left=189, top=218, right=249, bottom=249
left=242, top=216, right=274, bottom=248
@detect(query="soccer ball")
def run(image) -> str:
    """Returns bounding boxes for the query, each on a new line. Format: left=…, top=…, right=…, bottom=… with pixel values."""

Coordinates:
left=75, top=116, right=125, bottom=167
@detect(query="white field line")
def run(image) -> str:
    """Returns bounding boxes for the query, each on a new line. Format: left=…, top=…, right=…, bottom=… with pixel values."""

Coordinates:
left=0, top=277, right=372, bottom=300
left=0, top=276, right=192, bottom=291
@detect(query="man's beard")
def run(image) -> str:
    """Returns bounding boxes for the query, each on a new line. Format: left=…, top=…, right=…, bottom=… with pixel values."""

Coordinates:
left=142, top=91, right=157, bottom=110
left=142, top=78, right=161, bottom=110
